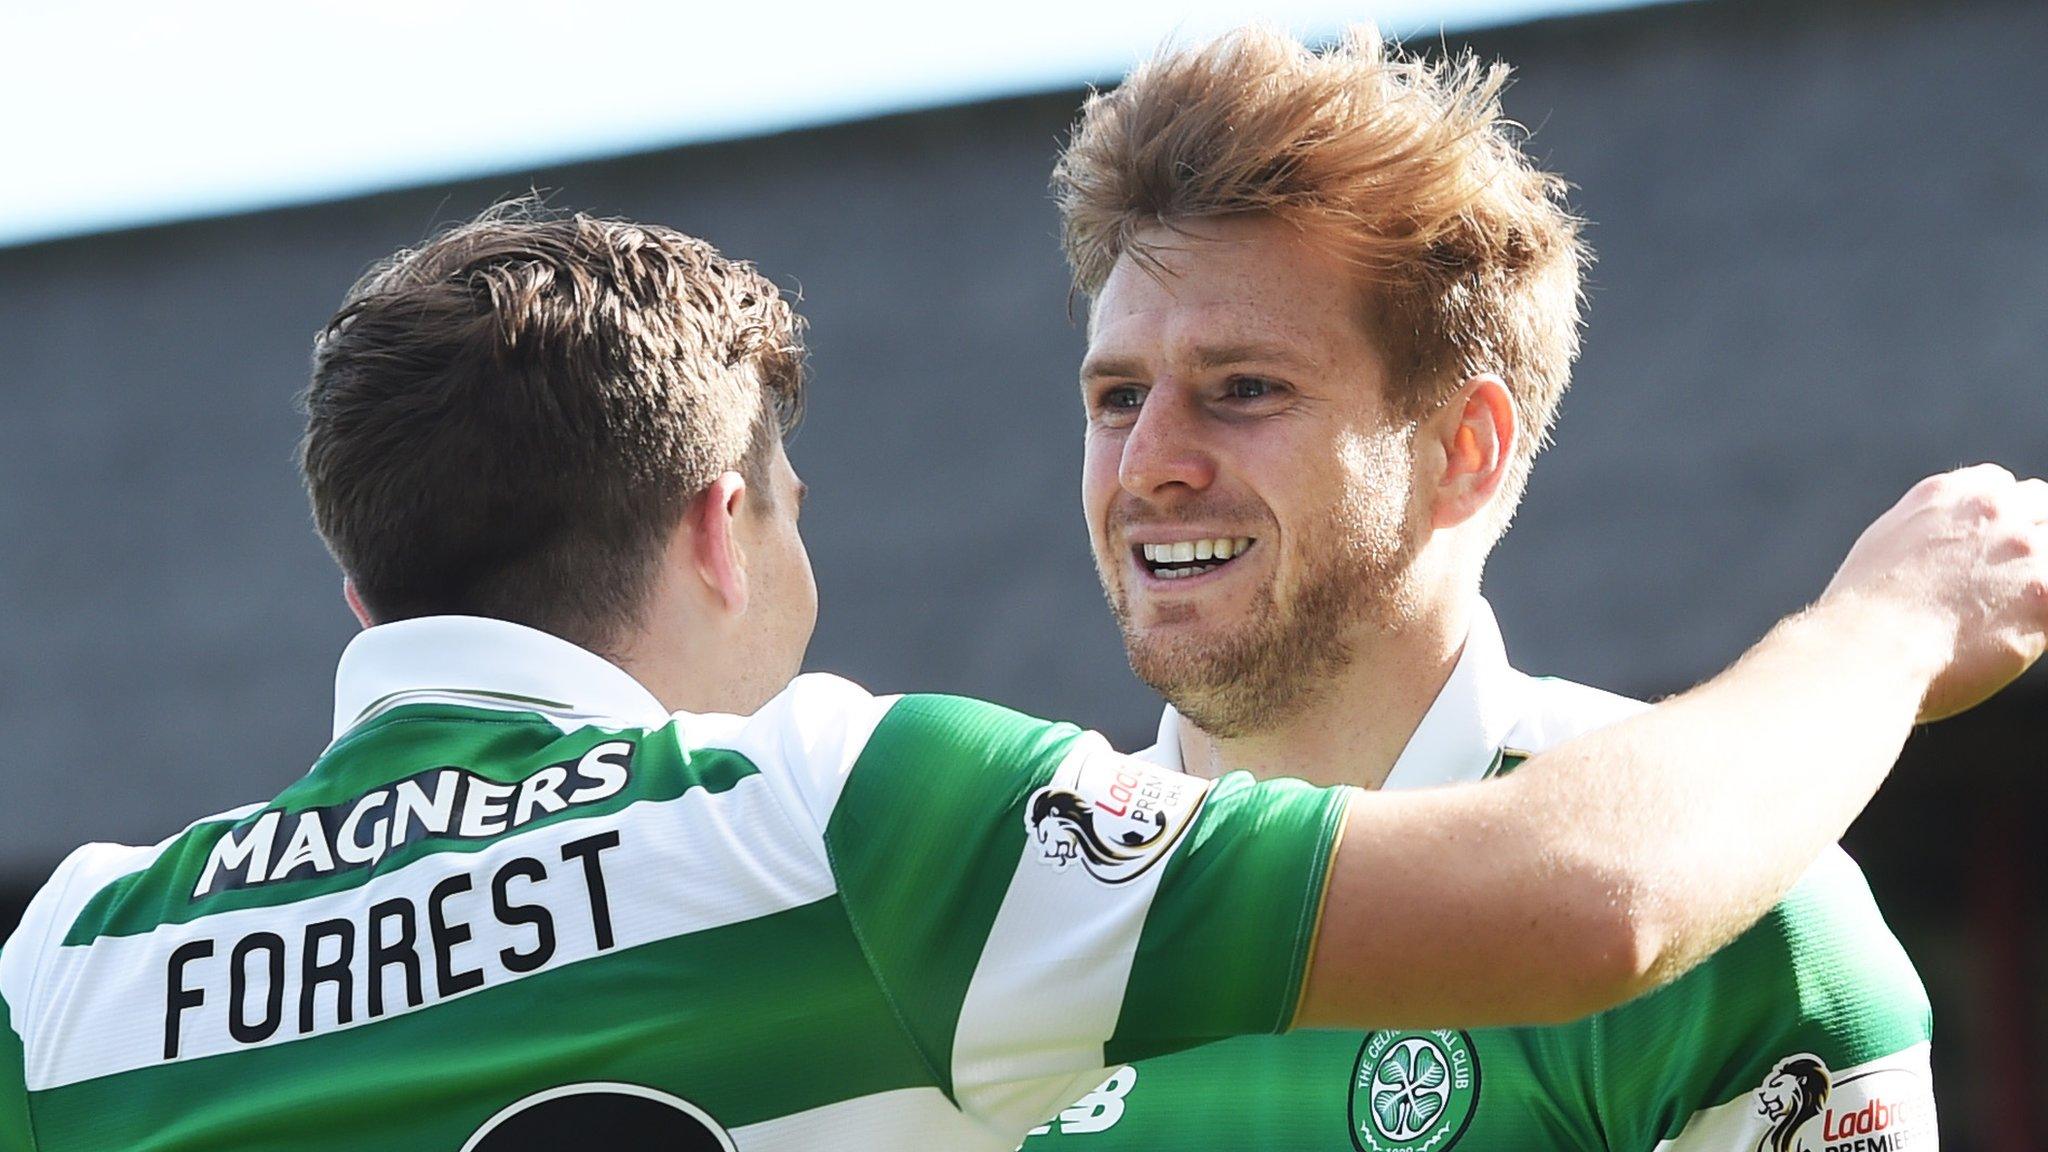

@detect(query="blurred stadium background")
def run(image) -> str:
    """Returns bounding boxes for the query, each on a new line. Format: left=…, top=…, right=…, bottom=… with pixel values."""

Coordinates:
left=1, top=0, right=2042, bottom=1144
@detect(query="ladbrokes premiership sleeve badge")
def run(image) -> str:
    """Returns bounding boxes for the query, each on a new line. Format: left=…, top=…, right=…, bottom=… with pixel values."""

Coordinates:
left=1024, top=752, right=1207, bottom=885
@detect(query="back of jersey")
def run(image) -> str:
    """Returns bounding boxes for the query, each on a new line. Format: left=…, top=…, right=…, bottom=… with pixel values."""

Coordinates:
left=0, top=689, right=949, bottom=1151
left=0, top=622, right=1346, bottom=1152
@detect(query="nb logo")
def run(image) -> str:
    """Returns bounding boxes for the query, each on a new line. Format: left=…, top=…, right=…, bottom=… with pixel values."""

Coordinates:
left=1028, top=1065, right=1138, bottom=1137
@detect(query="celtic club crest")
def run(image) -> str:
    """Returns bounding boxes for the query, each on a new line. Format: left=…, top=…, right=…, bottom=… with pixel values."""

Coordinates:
left=1350, top=1031, right=1481, bottom=1152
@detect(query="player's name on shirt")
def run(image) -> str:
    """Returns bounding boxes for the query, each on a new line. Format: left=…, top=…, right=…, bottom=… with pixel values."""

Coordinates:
left=165, top=827, right=621, bottom=1060
left=23, top=713, right=796, bottom=1095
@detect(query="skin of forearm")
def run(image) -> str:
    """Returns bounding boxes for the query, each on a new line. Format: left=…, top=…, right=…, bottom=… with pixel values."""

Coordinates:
left=1525, top=593, right=1944, bottom=993
left=1300, top=594, right=1944, bottom=1030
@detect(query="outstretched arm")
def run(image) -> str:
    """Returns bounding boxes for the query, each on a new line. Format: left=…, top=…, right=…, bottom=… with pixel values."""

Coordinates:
left=1299, top=466, right=2048, bottom=1029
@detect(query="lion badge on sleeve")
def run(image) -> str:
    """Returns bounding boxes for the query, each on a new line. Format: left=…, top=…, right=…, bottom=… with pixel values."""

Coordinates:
left=1025, top=755, right=1205, bottom=885
left=1752, top=1054, right=1830, bottom=1152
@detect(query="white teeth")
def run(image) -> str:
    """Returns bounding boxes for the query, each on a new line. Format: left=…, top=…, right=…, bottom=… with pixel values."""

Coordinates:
left=1140, top=538, right=1255, bottom=569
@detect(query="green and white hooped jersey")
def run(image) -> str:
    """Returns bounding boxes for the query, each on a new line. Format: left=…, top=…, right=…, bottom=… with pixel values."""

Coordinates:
left=1025, top=604, right=1936, bottom=1152
left=0, top=617, right=1346, bottom=1151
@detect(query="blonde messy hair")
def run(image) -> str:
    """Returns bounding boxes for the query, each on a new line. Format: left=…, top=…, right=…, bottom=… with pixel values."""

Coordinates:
left=1055, top=26, right=1588, bottom=517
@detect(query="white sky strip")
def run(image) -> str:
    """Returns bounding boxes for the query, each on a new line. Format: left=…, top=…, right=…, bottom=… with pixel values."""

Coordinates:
left=0, top=0, right=1692, bottom=248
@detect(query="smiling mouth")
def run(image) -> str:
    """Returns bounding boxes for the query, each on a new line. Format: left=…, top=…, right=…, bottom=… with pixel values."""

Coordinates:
left=1135, top=537, right=1256, bottom=581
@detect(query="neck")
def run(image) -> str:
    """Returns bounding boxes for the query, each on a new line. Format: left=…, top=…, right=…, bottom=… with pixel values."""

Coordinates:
left=600, top=524, right=799, bottom=717
left=1177, top=596, right=1473, bottom=790
left=615, top=649, right=704, bottom=715
left=610, top=607, right=774, bottom=718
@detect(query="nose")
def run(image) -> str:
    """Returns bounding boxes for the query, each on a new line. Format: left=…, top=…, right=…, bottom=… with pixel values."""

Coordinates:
left=1118, top=384, right=1217, bottom=499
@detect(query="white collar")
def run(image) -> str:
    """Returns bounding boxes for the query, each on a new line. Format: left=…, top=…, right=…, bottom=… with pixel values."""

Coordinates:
left=330, top=615, right=671, bottom=739
left=1142, top=599, right=1522, bottom=790
left=1379, top=601, right=1521, bottom=789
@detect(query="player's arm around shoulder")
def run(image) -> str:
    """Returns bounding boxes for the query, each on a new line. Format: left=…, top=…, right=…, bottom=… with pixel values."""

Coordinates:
left=1592, top=846, right=1934, bottom=1152
left=1297, top=466, right=2047, bottom=1033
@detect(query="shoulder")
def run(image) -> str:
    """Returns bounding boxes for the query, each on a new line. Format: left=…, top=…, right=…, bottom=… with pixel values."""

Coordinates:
left=1, top=804, right=252, bottom=1050
left=1597, top=847, right=1929, bottom=1125
left=1, top=844, right=122, bottom=1012
left=709, top=674, right=1087, bottom=836
left=1719, top=846, right=1924, bottom=1017
left=1608, top=845, right=1927, bottom=1041
left=1597, top=847, right=1932, bottom=1147
left=1509, top=673, right=1928, bottom=1040
left=1500, top=674, right=1932, bottom=1143
left=1760, top=846, right=1930, bottom=1031
left=823, top=688, right=1093, bottom=833
left=660, top=673, right=894, bottom=831
left=1505, top=671, right=1927, bottom=1026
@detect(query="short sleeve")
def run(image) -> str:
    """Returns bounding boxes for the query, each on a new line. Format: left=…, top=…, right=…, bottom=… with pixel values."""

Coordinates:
left=1592, top=847, right=1935, bottom=1150
left=1100, top=770, right=1348, bottom=1065
left=822, top=694, right=1346, bottom=1132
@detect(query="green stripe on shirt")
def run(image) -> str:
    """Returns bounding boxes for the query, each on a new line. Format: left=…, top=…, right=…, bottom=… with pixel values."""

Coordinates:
left=1105, top=772, right=1348, bottom=1067
left=1595, top=849, right=1933, bottom=1150
left=825, top=694, right=1081, bottom=1101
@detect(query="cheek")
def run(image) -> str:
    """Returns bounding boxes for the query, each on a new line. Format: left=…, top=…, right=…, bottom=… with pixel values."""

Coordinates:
left=764, top=522, right=814, bottom=611
left=1080, top=436, right=1122, bottom=533
left=789, top=532, right=818, bottom=607
left=1336, top=430, right=1418, bottom=512
left=1229, top=448, right=1308, bottom=522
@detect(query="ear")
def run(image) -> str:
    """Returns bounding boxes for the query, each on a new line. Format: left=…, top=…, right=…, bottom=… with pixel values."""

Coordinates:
left=687, top=471, right=752, bottom=615
left=342, top=580, right=375, bottom=629
left=1422, top=374, right=1517, bottom=531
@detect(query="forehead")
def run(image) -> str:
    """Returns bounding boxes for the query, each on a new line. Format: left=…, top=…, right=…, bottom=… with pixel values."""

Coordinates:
left=1084, top=215, right=1375, bottom=373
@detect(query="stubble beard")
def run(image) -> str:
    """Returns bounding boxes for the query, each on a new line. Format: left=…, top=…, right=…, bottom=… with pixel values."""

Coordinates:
left=1105, top=470, right=1423, bottom=740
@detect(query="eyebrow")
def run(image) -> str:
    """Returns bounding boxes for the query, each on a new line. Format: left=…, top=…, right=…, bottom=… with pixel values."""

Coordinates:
left=1078, top=355, right=1146, bottom=383
left=1080, top=340, right=1316, bottom=382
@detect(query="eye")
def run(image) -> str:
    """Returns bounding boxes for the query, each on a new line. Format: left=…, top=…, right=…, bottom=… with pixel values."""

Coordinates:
left=1225, top=376, right=1284, bottom=401
left=1093, top=384, right=1145, bottom=415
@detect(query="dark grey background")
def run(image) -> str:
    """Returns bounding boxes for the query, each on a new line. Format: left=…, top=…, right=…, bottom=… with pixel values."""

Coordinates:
left=1, top=0, right=2042, bottom=1142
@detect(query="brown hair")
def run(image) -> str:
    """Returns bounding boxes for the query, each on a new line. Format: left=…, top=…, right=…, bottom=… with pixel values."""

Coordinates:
left=301, top=200, right=804, bottom=652
left=1055, top=26, right=1587, bottom=518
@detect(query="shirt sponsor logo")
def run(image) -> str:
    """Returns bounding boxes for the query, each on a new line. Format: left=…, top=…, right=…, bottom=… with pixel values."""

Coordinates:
left=1025, top=758, right=1204, bottom=884
left=192, top=741, right=634, bottom=899
left=1351, top=1030, right=1480, bottom=1152
left=1750, top=1053, right=1930, bottom=1152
